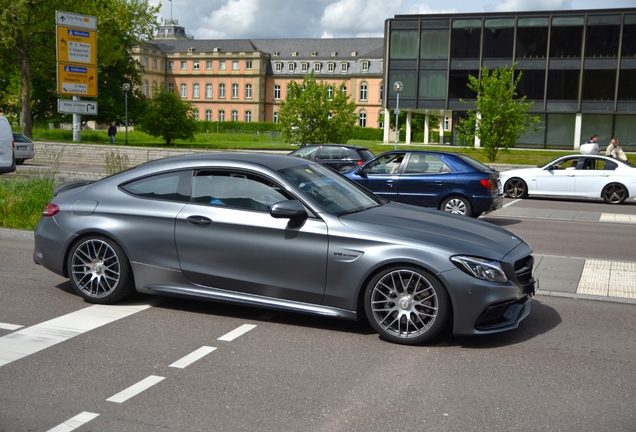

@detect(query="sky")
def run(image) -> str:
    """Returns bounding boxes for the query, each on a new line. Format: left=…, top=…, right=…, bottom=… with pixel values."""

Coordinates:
left=149, top=0, right=635, bottom=40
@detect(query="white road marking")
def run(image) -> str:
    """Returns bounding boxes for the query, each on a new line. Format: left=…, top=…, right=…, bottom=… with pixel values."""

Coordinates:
left=169, top=346, right=217, bottom=369
left=218, top=324, right=257, bottom=341
left=0, top=322, right=23, bottom=331
left=0, top=302, right=155, bottom=368
left=106, top=375, right=165, bottom=404
left=47, top=411, right=99, bottom=432
left=578, top=260, right=636, bottom=299
left=503, top=199, right=521, bottom=208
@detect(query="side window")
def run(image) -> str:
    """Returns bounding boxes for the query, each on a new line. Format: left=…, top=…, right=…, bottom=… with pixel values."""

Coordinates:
left=191, top=170, right=291, bottom=211
left=364, top=153, right=407, bottom=175
left=121, top=171, right=192, bottom=202
left=317, top=147, right=345, bottom=160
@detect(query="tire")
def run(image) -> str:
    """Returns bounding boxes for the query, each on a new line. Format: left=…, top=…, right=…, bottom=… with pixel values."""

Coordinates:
left=602, top=183, right=628, bottom=204
left=364, top=266, right=450, bottom=345
left=440, top=196, right=472, bottom=216
left=67, top=236, right=135, bottom=304
left=504, top=178, right=528, bottom=198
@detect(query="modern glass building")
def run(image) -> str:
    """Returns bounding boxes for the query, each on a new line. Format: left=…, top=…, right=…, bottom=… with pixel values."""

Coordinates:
left=383, top=8, right=636, bottom=151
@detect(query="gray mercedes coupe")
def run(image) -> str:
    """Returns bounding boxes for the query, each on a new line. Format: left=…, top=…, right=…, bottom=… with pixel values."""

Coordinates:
left=33, top=152, right=537, bottom=345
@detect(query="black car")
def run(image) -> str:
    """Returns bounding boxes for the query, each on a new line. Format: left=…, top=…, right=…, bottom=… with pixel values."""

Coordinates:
left=288, top=144, right=374, bottom=172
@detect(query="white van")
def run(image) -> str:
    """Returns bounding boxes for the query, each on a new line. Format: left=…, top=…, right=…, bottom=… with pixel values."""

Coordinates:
left=0, top=116, right=16, bottom=174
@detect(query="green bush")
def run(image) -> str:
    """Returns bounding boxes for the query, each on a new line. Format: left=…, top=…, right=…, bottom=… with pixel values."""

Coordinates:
left=196, top=121, right=282, bottom=134
left=0, top=176, right=55, bottom=230
left=351, top=126, right=383, bottom=141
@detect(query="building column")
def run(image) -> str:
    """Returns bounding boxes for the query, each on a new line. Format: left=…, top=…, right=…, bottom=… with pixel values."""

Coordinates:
left=383, top=108, right=391, bottom=144
left=439, top=110, right=445, bottom=145
left=406, top=111, right=412, bottom=145
left=574, top=113, right=582, bottom=150
left=475, top=112, right=481, bottom=148
left=424, top=114, right=430, bottom=144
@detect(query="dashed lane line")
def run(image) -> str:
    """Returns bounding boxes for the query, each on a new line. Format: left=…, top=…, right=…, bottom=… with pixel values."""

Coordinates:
left=169, top=346, right=217, bottom=369
left=0, top=322, right=23, bottom=331
left=218, top=323, right=257, bottom=341
left=46, top=412, right=99, bottom=432
left=106, top=375, right=166, bottom=404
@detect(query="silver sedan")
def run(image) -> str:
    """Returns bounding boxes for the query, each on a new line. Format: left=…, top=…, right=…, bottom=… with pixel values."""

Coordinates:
left=34, top=153, right=537, bottom=345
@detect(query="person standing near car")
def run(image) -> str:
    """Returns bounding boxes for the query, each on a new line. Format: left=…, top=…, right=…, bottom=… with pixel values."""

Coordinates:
left=580, top=134, right=599, bottom=155
left=108, top=121, right=117, bottom=145
left=606, top=137, right=627, bottom=161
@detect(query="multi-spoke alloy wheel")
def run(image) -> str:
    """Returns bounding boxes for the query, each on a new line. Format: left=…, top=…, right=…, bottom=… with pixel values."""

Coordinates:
left=602, top=183, right=627, bottom=204
left=364, top=267, right=449, bottom=345
left=68, top=236, right=134, bottom=304
left=504, top=178, right=528, bottom=198
left=441, top=196, right=471, bottom=216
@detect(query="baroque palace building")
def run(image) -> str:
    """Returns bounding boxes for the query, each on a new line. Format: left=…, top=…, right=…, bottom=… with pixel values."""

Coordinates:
left=132, top=19, right=385, bottom=131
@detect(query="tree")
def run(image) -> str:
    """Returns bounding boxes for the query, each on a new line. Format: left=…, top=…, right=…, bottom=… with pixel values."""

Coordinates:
left=136, top=88, right=197, bottom=146
left=0, top=0, right=159, bottom=137
left=455, top=64, right=540, bottom=162
left=279, top=72, right=358, bottom=144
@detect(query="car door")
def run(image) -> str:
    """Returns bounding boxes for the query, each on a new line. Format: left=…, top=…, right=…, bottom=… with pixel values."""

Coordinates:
left=351, top=152, right=406, bottom=200
left=535, top=157, right=580, bottom=194
left=575, top=157, right=617, bottom=196
left=396, top=153, right=456, bottom=208
left=175, top=169, right=329, bottom=304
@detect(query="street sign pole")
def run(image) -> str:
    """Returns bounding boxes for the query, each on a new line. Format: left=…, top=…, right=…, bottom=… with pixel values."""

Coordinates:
left=72, top=96, right=81, bottom=142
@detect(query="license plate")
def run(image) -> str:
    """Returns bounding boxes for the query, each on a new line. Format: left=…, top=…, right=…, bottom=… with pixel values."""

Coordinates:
left=17, top=146, right=26, bottom=150
left=531, top=278, right=539, bottom=295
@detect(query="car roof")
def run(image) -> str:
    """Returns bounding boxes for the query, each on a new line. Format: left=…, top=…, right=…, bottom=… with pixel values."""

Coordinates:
left=136, top=151, right=315, bottom=172
left=299, top=144, right=370, bottom=150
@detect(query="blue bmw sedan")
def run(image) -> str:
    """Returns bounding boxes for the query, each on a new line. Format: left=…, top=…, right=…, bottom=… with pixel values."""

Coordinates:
left=343, top=150, right=503, bottom=217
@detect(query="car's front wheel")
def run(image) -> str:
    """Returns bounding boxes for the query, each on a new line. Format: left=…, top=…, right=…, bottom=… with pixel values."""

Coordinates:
left=67, top=236, right=135, bottom=304
left=364, top=266, right=450, bottom=345
left=602, top=183, right=628, bottom=204
left=441, top=196, right=472, bottom=216
left=504, top=178, right=528, bottom=198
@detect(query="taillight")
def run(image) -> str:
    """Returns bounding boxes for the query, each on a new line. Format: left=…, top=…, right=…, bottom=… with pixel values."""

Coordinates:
left=42, top=203, right=60, bottom=217
left=479, top=179, right=494, bottom=189
left=357, top=160, right=364, bottom=166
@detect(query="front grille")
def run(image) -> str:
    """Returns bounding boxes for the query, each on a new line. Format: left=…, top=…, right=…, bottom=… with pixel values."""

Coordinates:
left=514, top=255, right=534, bottom=286
left=475, top=296, right=531, bottom=330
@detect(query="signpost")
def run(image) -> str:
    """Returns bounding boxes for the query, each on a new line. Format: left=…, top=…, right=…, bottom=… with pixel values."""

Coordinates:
left=55, top=11, right=98, bottom=141
left=57, top=100, right=98, bottom=115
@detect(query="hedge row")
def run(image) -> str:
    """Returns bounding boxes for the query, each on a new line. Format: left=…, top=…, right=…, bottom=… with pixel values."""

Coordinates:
left=196, top=121, right=282, bottom=134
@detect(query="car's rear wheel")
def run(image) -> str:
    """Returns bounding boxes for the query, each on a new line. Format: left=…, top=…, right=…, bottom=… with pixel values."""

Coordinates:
left=67, top=236, right=135, bottom=304
left=602, top=183, right=628, bottom=204
left=364, top=266, right=450, bottom=345
left=441, top=196, right=472, bottom=216
left=15, top=158, right=24, bottom=165
left=504, top=178, right=528, bottom=198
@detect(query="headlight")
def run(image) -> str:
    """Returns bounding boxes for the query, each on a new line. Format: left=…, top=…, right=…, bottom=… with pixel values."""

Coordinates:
left=450, top=256, right=508, bottom=283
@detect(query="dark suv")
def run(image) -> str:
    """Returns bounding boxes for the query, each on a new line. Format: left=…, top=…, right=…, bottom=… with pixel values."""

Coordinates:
left=288, top=144, right=374, bottom=172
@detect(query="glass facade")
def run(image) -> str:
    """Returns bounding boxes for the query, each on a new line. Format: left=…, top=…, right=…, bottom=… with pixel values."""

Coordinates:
left=386, top=9, right=636, bottom=149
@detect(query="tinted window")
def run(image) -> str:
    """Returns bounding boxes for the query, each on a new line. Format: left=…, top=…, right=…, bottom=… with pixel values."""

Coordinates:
left=121, top=170, right=192, bottom=202
left=318, top=147, right=346, bottom=160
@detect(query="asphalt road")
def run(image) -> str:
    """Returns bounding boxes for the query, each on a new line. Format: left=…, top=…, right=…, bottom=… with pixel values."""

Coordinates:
left=1, top=173, right=636, bottom=431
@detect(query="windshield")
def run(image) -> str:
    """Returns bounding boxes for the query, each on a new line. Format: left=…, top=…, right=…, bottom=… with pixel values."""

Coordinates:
left=279, top=163, right=383, bottom=215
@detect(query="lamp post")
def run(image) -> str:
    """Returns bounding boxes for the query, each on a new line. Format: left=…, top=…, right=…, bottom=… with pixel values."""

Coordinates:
left=122, top=83, right=130, bottom=145
left=393, top=81, right=403, bottom=150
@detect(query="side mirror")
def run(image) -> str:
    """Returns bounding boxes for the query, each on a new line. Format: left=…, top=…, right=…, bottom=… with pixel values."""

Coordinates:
left=354, top=167, right=367, bottom=178
left=270, top=200, right=307, bottom=220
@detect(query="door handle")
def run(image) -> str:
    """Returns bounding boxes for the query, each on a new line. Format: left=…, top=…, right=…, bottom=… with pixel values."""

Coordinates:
left=186, top=215, right=212, bottom=225
left=386, top=180, right=394, bottom=187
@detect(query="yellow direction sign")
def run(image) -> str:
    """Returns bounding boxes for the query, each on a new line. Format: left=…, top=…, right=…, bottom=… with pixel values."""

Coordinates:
left=57, top=64, right=97, bottom=97
left=57, top=26, right=96, bottom=65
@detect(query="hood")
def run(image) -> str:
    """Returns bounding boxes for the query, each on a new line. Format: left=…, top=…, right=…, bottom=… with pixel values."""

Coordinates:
left=339, top=202, right=526, bottom=260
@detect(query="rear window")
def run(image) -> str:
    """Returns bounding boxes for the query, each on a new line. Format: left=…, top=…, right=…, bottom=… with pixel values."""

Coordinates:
left=453, top=153, right=494, bottom=172
left=357, top=149, right=375, bottom=161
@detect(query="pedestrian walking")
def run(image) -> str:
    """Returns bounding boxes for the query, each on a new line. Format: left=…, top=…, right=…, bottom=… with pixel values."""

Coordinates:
left=580, top=134, right=599, bottom=155
left=108, top=121, right=117, bottom=145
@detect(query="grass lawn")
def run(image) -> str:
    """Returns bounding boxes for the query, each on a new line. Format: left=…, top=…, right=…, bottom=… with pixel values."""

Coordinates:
left=30, top=127, right=635, bottom=167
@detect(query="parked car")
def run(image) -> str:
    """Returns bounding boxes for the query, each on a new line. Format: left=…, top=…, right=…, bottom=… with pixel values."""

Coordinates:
left=500, top=154, right=636, bottom=204
left=0, top=116, right=16, bottom=174
left=288, top=144, right=374, bottom=172
left=34, top=153, right=536, bottom=345
left=343, top=150, right=503, bottom=217
left=12, top=133, right=35, bottom=165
